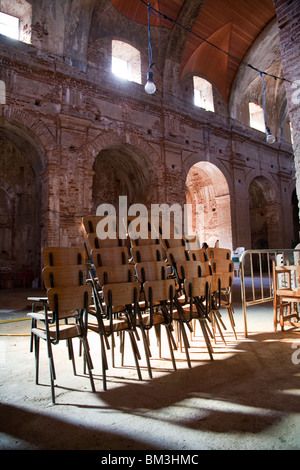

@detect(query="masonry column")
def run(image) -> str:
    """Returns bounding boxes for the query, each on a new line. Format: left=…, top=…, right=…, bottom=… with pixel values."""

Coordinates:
left=274, top=0, right=300, bottom=218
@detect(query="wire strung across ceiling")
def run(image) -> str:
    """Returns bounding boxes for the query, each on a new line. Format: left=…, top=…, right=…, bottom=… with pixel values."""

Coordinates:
left=139, top=0, right=292, bottom=85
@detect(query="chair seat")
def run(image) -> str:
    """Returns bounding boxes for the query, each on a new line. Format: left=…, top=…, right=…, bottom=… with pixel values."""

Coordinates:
left=277, top=288, right=300, bottom=298
left=28, top=310, right=53, bottom=321
left=172, top=303, right=203, bottom=321
left=32, top=323, right=82, bottom=341
left=136, top=311, right=165, bottom=327
left=88, top=317, right=129, bottom=333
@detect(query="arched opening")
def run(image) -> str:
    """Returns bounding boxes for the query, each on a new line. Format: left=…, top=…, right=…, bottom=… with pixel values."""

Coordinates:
left=249, top=102, right=265, bottom=132
left=249, top=176, right=279, bottom=249
left=92, top=143, right=155, bottom=214
left=111, top=40, right=141, bottom=84
left=186, top=162, right=232, bottom=249
left=0, top=127, right=44, bottom=288
left=193, top=76, right=214, bottom=112
left=0, top=0, right=32, bottom=44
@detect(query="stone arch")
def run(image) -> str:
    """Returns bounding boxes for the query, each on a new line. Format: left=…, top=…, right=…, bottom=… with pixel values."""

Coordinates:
left=185, top=161, right=232, bottom=249
left=0, top=106, right=54, bottom=171
left=249, top=176, right=279, bottom=249
left=86, top=132, right=162, bottom=213
left=0, top=111, right=53, bottom=286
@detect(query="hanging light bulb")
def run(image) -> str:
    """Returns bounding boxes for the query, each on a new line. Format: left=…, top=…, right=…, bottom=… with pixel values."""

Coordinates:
left=265, top=126, right=275, bottom=144
left=144, top=70, right=156, bottom=94
left=145, top=3, right=156, bottom=95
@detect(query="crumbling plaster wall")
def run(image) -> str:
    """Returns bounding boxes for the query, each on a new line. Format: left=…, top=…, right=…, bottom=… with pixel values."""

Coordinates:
left=0, top=0, right=297, bottom=284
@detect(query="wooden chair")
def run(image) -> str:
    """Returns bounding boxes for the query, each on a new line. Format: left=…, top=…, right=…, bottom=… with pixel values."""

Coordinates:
left=90, top=280, right=144, bottom=382
left=28, top=284, right=95, bottom=404
left=183, top=276, right=214, bottom=360
left=131, top=244, right=164, bottom=263
left=29, top=248, right=86, bottom=353
left=127, top=217, right=160, bottom=247
left=135, top=261, right=178, bottom=371
left=42, top=246, right=86, bottom=267
left=210, top=259, right=237, bottom=340
left=91, top=247, right=129, bottom=267
left=272, top=262, right=300, bottom=331
left=82, top=216, right=125, bottom=255
left=207, top=247, right=231, bottom=261
left=189, top=248, right=208, bottom=263
left=142, top=278, right=178, bottom=370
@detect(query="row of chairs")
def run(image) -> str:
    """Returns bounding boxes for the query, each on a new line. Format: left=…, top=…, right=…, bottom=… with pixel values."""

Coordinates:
left=27, top=216, right=236, bottom=403
left=28, top=248, right=95, bottom=404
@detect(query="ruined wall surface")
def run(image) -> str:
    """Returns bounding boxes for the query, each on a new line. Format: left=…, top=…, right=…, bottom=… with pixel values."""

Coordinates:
left=274, top=0, right=300, bottom=219
left=0, top=0, right=297, bottom=284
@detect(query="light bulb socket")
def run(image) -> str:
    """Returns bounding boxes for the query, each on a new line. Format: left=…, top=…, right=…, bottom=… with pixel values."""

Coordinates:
left=145, top=70, right=156, bottom=94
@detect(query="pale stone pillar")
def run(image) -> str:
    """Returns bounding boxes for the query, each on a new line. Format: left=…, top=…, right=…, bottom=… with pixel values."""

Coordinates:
left=274, top=0, right=300, bottom=220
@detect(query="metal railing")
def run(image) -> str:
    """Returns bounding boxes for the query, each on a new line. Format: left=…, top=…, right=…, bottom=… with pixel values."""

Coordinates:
left=240, top=249, right=300, bottom=337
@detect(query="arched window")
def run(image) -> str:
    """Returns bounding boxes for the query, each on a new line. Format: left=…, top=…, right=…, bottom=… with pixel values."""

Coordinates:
left=193, top=76, right=214, bottom=112
left=112, top=40, right=141, bottom=84
left=0, top=12, right=19, bottom=39
left=249, top=102, right=265, bottom=132
left=0, top=1, right=32, bottom=44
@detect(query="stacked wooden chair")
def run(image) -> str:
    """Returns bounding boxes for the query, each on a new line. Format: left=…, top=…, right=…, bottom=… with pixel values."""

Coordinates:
left=164, top=245, right=215, bottom=361
left=131, top=242, right=178, bottom=372
left=272, top=260, right=300, bottom=331
left=27, top=247, right=95, bottom=404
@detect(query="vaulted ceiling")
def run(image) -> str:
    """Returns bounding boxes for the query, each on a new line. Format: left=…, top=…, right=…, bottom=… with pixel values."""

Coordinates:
left=110, top=0, right=276, bottom=102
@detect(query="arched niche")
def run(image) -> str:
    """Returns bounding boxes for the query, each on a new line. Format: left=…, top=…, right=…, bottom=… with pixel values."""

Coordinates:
left=249, top=176, right=279, bottom=249
left=0, top=121, right=46, bottom=287
left=185, top=161, right=232, bottom=249
left=92, top=143, right=157, bottom=214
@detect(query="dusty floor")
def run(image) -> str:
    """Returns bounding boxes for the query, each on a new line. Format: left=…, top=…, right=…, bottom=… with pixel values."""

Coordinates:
left=0, top=278, right=300, bottom=451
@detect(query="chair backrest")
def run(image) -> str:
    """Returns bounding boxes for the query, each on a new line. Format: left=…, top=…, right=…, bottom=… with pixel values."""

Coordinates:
left=189, top=248, right=208, bottom=262
left=87, top=233, right=124, bottom=251
left=47, top=284, right=92, bottom=319
left=42, top=265, right=86, bottom=289
left=143, top=279, right=175, bottom=303
left=127, top=218, right=160, bottom=247
left=175, top=260, right=202, bottom=282
left=91, top=247, right=129, bottom=267
left=95, top=264, right=135, bottom=286
left=207, top=247, right=231, bottom=261
left=217, top=271, right=234, bottom=290
left=161, top=237, right=186, bottom=250
left=199, top=260, right=213, bottom=276
left=210, top=259, right=234, bottom=274
left=42, top=247, right=86, bottom=267
left=131, top=244, right=164, bottom=263
left=135, top=261, right=168, bottom=282
left=82, top=215, right=119, bottom=235
left=166, top=246, right=190, bottom=266
left=184, top=276, right=211, bottom=299
left=102, top=281, right=140, bottom=309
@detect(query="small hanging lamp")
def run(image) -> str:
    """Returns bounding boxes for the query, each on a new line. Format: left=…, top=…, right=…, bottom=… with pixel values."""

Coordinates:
left=145, top=3, right=156, bottom=94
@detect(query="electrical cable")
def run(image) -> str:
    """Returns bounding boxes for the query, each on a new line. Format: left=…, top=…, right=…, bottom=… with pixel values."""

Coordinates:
left=139, top=0, right=292, bottom=84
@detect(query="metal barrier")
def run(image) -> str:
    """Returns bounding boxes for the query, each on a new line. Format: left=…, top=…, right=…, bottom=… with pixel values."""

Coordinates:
left=240, top=249, right=300, bottom=337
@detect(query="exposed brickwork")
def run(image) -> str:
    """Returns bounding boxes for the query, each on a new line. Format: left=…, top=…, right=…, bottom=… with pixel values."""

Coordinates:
left=273, top=0, right=300, bottom=221
left=0, top=1, right=298, bottom=285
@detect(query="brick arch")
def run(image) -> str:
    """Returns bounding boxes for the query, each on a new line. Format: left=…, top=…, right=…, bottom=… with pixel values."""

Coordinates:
left=244, top=168, right=281, bottom=204
left=85, top=130, right=162, bottom=172
left=0, top=105, right=56, bottom=171
left=248, top=175, right=280, bottom=249
left=185, top=160, right=232, bottom=249
left=85, top=131, right=163, bottom=210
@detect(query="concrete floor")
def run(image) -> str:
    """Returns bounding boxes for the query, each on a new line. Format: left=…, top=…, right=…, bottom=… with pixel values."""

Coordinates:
left=0, top=278, right=300, bottom=451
